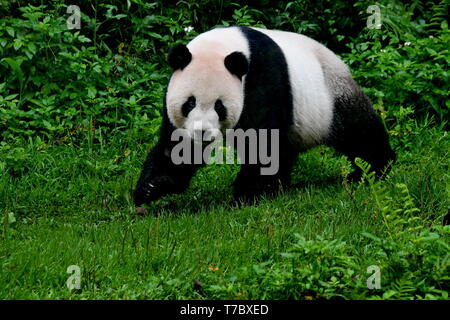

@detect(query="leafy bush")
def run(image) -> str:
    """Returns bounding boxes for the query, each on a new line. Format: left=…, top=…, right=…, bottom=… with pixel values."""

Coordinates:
left=0, top=4, right=167, bottom=142
left=1, top=0, right=448, bottom=143
left=344, top=28, right=449, bottom=123
left=203, top=160, right=449, bottom=300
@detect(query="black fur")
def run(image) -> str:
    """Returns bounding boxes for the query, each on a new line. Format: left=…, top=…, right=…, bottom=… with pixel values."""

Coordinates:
left=181, top=96, right=196, bottom=117
left=224, top=51, right=249, bottom=80
left=326, top=77, right=396, bottom=180
left=134, top=100, right=202, bottom=206
left=214, top=100, right=227, bottom=122
left=168, top=44, right=192, bottom=70
left=232, top=26, right=297, bottom=201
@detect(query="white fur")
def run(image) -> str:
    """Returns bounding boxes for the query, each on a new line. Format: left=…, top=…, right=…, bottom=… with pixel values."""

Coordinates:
left=166, top=27, right=250, bottom=140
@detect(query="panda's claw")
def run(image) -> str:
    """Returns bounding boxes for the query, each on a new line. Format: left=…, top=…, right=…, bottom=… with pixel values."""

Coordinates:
left=135, top=176, right=177, bottom=205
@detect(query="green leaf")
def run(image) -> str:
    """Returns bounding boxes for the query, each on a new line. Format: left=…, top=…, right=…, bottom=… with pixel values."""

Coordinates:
left=5, top=94, right=18, bottom=101
left=87, top=87, right=97, bottom=99
left=1, top=57, right=24, bottom=89
left=28, top=43, right=37, bottom=55
left=6, top=27, right=14, bottom=37
left=13, top=39, right=23, bottom=50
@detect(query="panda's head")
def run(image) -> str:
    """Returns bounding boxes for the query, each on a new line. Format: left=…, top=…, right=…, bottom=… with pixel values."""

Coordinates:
left=165, top=43, right=248, bottom=143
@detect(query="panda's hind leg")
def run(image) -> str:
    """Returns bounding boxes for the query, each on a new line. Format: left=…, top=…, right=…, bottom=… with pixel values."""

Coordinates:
left=327, top=89, right=396, bottom=181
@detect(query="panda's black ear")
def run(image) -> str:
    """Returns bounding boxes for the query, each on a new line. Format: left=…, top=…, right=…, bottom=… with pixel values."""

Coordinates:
left=168, top=44, right=192, bottom=70
left=224, top=51, right=248, bottom=80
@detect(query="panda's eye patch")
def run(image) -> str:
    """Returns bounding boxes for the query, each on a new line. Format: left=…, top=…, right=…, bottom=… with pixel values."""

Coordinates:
left=181, top=96, right=196, bottom=117
left=214, top=100, right=227, bottom=121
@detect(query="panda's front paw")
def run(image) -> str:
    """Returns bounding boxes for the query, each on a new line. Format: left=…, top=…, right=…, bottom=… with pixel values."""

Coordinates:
left=134, top=176, right=176, bottom=206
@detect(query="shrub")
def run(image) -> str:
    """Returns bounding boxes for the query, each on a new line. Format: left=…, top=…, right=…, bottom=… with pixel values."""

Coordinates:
left=203, top=160, right=449, bottom=300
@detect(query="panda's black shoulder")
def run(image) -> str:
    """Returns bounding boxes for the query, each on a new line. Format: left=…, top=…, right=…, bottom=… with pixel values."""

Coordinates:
left=236, top=27, right=294, bottom=130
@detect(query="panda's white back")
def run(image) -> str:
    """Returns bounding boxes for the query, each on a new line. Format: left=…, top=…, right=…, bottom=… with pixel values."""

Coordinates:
left=253, top=28, right=342, bottom=147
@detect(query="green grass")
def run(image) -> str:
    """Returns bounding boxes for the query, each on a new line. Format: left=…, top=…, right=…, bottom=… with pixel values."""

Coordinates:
left=0, top=123, right=448, bottom=299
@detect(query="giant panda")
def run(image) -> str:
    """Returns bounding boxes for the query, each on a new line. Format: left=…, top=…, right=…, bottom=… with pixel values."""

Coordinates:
left=134, top=26, right=396, bottom=206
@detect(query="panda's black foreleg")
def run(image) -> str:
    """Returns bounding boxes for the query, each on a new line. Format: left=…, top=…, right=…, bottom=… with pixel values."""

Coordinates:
left=232, top=134, right=297, bottom=202
left=134, top=140, right=201, bottom=206
left=328, top=92, right=396, bottom=181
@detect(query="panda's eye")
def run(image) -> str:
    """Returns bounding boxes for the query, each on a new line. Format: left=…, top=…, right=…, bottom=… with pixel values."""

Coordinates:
left=181, top=96, right=196, bottom=117
left=214, top=99, right=227, bottom=121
